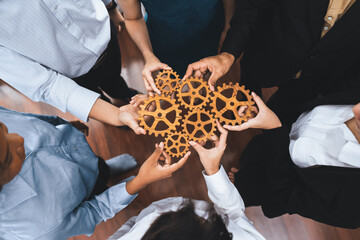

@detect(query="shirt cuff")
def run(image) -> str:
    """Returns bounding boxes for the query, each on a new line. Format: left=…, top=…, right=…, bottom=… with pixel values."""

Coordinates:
left=202, top=165, right=232, bottom=194
left=102, top=0, right=112, bottom=6
left=66, top=85, right=100, bottom=122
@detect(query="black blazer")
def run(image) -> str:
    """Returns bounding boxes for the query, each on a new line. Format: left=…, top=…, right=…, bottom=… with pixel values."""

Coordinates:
left=254, top=88, right=360, bottom=228
left=222, top=0, right=360, bottom=98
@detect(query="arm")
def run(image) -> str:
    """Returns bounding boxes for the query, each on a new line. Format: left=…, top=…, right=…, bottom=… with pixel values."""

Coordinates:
left=218, top=0, right=235, bottom=52
left=183, top=0, right=275, bottom=89
left=0, top=45, right=99, bottom=123
left=119, top=0, right=171, bottom=94
left=44, top=143, right=191, bottom=239
left=190, top=122, right=265, bottom=239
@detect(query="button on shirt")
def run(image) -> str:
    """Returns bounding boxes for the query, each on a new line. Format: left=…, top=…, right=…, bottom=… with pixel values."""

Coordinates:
left=0, top=107, right=136, bottom=240
left=108, top=166, right=265, bottom=240
left=289, top=105, right=360, bottom=168
left=0, top=0, right=113, bottom=122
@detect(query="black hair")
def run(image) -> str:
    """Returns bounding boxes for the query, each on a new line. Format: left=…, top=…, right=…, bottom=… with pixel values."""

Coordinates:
left=141, top=200, right=233, bottom=240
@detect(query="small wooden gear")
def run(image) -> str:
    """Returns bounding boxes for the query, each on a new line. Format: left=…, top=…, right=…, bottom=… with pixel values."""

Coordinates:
left=210, top=83, right=255, bottom=125
left=176, top=76, right=210, bottom=110
left=164, top=132, right=189, bottom=158
left=183, top=109, right=217, bottom=142
left=154, top=69, right=180, bottom=95
left=138, top=95, right=182, bottom=137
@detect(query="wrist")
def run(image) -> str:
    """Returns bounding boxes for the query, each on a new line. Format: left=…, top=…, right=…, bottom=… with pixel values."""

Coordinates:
left=219, top=52, right=235, bottom=65
left=126, top=176, right=146, bottom=195
left=204, top=166, right=220, bottom=176
left=143, top=51, right=157, bottom=63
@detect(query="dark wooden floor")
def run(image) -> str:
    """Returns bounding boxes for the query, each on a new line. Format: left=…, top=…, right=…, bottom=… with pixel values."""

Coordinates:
left=1, top=27, right=360, bottom=240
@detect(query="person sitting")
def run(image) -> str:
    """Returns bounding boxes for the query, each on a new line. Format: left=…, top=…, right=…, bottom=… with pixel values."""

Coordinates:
left=108, top=122, right=265, bottom=240
left=0, top=106, right=190, bottom=239
left=225, top=91, right=360, bottom=228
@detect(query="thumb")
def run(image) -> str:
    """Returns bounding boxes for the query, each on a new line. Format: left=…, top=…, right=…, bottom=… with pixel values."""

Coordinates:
left=251, top=92, right=266, bottom=111
left=189, top=141, right=204, bottom=154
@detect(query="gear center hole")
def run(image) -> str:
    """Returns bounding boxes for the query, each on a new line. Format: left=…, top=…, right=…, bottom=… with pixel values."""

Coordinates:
left=158, top=113, right=162, bottom=117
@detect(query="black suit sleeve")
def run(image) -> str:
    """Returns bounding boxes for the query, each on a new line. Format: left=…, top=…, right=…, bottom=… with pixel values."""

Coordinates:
left=221, top=0, right=276, bottom=59
left=262, top=127, right=360, bottom=229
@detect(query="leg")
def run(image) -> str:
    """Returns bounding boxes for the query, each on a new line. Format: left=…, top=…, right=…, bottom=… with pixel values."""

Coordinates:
left=89, top=157, right=110, bottom=198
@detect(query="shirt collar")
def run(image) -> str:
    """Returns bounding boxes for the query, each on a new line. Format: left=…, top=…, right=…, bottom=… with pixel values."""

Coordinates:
left=0, top=175, right=37, bottom=214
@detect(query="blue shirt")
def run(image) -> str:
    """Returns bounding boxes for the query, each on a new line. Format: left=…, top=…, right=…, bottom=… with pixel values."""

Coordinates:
left=0, top=107, right=137, bottom=240
left=0, top=0, right=113, bottom=122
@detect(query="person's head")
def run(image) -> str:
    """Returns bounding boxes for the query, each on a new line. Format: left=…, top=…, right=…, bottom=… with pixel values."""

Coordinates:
left=141, top=200, right=233, bottom=240
left=0, top=121, right=25, bottom=191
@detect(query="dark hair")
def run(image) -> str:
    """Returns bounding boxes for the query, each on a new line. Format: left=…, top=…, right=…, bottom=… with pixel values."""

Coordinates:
left=141, top=200, right=233, bottom=240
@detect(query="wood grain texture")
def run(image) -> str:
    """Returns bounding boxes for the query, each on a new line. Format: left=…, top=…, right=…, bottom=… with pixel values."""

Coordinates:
left=0, top=27, right=359, bottom=240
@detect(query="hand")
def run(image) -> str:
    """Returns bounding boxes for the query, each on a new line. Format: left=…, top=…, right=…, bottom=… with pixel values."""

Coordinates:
left=223, top=92, right=282, bottom=131
left=183, top=52, right=235, bottom=91
left=109, top=8, right=125, bottom=32
left=189, top=120, right=228, bottom=175
left=70, top=121, right=89, bottom=136
left=118, top=104, right=146, bottom=135
left=130, top=94, right=149, bottom=108
left=126, top=142, right=191, bottom=195
left=143, top=56, right=172, bottom=95
left=354, top=103, right=360, bottom=132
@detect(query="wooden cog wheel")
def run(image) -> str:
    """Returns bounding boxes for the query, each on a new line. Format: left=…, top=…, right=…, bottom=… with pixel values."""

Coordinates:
left=210, top=83, right=255, bottom=125
left=138, top=95, right=182, bottom=137
left=164, top=132, right=189, bottom=158
left=183, top=109, right=216, bottom=142
left=176, top=76, right=210, bottom=110
left=155, top=69, right=180, bottom=95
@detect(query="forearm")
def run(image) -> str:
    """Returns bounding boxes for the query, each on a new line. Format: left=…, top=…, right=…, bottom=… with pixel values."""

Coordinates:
left=125, top=18, right=156, bottom=61
left=125, top=175, right=147, bottom=195
left=88, top=98, right=123, bottom=126
left=222, top=0, right=235, bottom=29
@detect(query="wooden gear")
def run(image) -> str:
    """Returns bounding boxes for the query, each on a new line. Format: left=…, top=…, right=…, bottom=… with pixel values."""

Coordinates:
left=210, top=83, right=255, bottom=125
left=154, top=70, right=180, bottom=95
left=183, top=108, right=217, bottom=142
left=138, top=95, right=182, bottom=137
left=176, top=76, right=211, bottom=110
left=164, top=132, right=189, bottom=158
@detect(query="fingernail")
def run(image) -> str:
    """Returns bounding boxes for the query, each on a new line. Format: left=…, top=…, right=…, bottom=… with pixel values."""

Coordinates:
left=159, top=142, right=164, bottom=148
left=252, top=92, right=257, bottom=97
left=189, top=141, right=195, bottom=145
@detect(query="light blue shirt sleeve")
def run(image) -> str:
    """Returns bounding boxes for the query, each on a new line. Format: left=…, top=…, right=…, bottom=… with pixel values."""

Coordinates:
left=0, top=45, right=100, bottom=122
left=41, top=182, right=137, bottom=240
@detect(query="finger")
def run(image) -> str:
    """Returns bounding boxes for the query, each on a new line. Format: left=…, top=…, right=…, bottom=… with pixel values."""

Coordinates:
left=148, top=142, right=164, bottom=163
left=166, top=151, right=191, bottom=172
left=223, top=122, right=250, bottom=132
left=252, top=106, right=259, bottom=115
left=189, top=141, right=205, bottom=154
left=251, top=92, right=266, bottom=111
left=216, top=120, right=228, bottom=136
left=162, top=150, right=172, bottom=165
left=183, top=64, right=195, bottom=80
left=231, top=167, right=239, bottom=173
left=210, top=134, right=219, bottom=143
left=208, top=73, right=219, bottom=91
left=144, top=71, right=161, bottom=94
left=194, top=70, right=203, bottom=78
left=238, top=106, right=248, bottom=116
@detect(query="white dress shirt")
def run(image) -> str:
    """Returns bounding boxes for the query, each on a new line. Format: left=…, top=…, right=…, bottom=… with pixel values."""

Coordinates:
left=0, top=0, right=112, bottom=121
left=289, top=105, right=360, bottom=168
left=108, top=166, right=265, bottom=240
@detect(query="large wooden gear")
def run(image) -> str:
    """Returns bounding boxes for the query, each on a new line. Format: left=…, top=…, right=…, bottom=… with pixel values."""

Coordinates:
left=176, top=76, right=210, bottom=110
left=164, top=132, right=189, bottom=158
left=210, top=83, right=255, bottom=125
left=183, top=109, right=216, bottom=142
left=138, top=95, right=182, bottom=137
left=154, top=70, right=180, bottom=95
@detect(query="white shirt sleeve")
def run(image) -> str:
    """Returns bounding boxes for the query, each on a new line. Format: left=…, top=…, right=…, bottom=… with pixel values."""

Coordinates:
left=203, top=166, right=266, bottom=240
left=0, top=45, right=100, bottom=122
